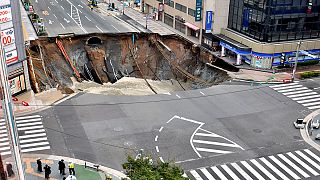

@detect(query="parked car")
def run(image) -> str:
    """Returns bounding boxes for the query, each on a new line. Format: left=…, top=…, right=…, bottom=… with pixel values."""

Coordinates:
left=294, top=118, right=305, bottom=129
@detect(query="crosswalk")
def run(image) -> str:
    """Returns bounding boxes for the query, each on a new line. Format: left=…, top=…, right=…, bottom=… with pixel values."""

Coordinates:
left=187, top=148, right=320, bottom=180
left=192, top=128, right=244, bottom=158
left=0, top=115, right=50, bottom=156
left=270, top=82, right=320, bottom=110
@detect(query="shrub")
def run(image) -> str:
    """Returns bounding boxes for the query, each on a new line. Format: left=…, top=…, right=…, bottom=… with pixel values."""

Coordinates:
left=300, top=71, right=320, bottom=79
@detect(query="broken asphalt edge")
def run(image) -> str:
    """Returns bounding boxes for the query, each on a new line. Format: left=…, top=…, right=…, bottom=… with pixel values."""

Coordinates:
left=232, top=78, right=284, bottom=84
left=301, top=109, right=320, bottom=152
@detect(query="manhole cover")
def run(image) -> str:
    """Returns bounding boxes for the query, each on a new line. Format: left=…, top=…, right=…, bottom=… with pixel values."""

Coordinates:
left=253, top=129, right=262, bottom=133
left=114, top=127, right=123, bottom=132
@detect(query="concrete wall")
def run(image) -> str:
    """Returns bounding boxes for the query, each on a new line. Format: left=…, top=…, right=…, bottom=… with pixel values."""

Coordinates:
left=212, top=0, right=230, bottom=34
left=222, top=28, right=320, bottom=54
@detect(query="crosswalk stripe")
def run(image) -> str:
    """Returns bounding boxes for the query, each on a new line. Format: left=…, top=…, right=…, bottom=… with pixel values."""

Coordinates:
left=274, top=85, right=303, bottom=91
left=278, top=87, right=307, bottom=93
left=293, top=94, right=320, bottom=101
left=25, top=129, right=45, bottom=134
left=196, top=148, right=232, bottom=154
left=15, top=118, right=42, bottom=124
left=193, top=140, right=240, bottom=147
left=211, top=166, right=228, bottom=180
left=278, top=154, right=310, bottom=178
left=18, top=125, right=44, bottom=131
left=0, top=142, right=9, bottom=146
left=15, top=115, right=41, bottom=120
left=287, top=152, right=319, bottom=176
left=304, top=149, right=320, bottom=163
left=221, top=164, right=240, bottom=180
left=283, top=89, right=312, bottom=95
left=21, top=146, right=50, bottom=153
left=259, top=157, right=289, bottom=180
left=190, top=170, right=203, bottom=180
left=302, top=101, right=320, bottom=106
left=0, top=146, right=10, bottom=151
left=250, top=159, right=277, bottom=180
left=195, top=132, right=221, bottom=138
left=200, top=168, right=216, bottom=180
left=0, top=130, right=7, bottom=134
left=1, top=151, right=11, bottom=155
left=0, top=126, right=6, bottom=130
left=268, top=155, right=300, bottom=179
left=0, top=138, right=8, bottom=142
left=287, top=92, right=317, bottom=98
left=295, top=151, right=320, bottom=171
left=20, top=142, right=49, bottom=148
left=0, top=134, right=7, bottom=138
left=231, top=163, right=253, bottom=180
left=308, top=105, right=320, bottom=110
left=297, top=97, right=320, bottom=103
left=0, top=122, right=5, bottom=126
left=17, top=121, right=43, bottom=127
left=19, top=133, right=47, bottom=139
left=241, top=161, right=265, bottom=180
left=20, top=137, right=47, bottom=144
left=270, top=83, right=299, bottom=88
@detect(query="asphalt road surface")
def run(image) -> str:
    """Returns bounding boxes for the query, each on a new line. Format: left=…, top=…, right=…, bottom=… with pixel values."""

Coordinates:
left=29, top=0, right=137, bottom=37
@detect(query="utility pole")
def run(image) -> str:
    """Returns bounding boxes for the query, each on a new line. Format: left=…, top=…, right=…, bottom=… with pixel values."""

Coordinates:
left=145, top=14, right=148, bottom=29
left=291, top=40, right=302, bottom=81
left=0, top=29, right=25, bottom=180
left=198, top=0, right=204, bottom=45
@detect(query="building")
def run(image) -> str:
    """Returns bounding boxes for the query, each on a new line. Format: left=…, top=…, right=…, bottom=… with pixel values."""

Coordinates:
left=213, top=0, right=320, bottom=69
left=142, top=0, right=230, bottom=42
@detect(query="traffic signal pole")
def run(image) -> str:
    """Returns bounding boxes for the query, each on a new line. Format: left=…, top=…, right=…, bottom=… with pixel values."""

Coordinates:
left=0, top=28, right=25, bottom=180
left=291, top=40, right=302, bottom=81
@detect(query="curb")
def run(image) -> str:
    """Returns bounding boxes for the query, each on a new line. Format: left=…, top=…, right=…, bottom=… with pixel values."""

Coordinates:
left=19, top=153, right=129, bottom=179
left=300, top=109, right=320, bottom=152
left=232, top=78, right=284, bottom=84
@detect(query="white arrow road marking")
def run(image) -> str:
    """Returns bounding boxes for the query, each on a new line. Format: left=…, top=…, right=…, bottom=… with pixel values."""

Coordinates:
left=49, top=20, right=54, bottom=24
left=63, top=18, right=70, bottom=23
left=78, top=4, right=83, bottom=8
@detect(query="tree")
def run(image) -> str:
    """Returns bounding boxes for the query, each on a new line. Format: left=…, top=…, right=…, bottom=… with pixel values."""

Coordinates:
left=122, top=155, right=188, bottom=180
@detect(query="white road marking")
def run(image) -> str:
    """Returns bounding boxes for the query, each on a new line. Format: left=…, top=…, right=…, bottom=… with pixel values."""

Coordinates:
left=196, top=148, right=232, bottom=154
left=159, top=127, right=163, bottom=132
left=0, top=147, right=10, bottom=151
left=35, top=0, right=38, bottom=3
left=21, top=146, right=50, bottom=153
left=270, top=82, right=299, bottom=88
left=200, top=168, right=216, bottom=180
left=241, top=161, right=265, bottom=180
left=195, top=132, right=221, bottom=138
left=1, top=151, right=11, bottom=155
left=278, top=154, right=309, bottom=178
left=269, top=155, right=300, bottom=179
left=15, top=115, right=41, bottom=120
left=250, top=159, right=277, bottom=180
left=231, top=162, right=253, bottom=180
left=176, top=94, right=181, bottom=98
left=17, top=122, right=42, bottom=127
left=297, top=97, right=320, bottom=103
left=314, top=87, right=320, bottom=89
left=293, top=94, right=320, bottom=101
left=16, top=118, right=42, bottom=124
left=60, top=23, right=65, bottom=29
left=98, top=14, right=106, bottom=20
left=48, top=20, right=54, bottom=24
left=20, top=142, right=49, bottom=148
left=221, top=164, right=240, bottom=180
left=200, top=91, right=205, bottom=95
left=155, top=135, right=158, bottom=142
left=60, top=5, right=64, bottom=10
left=274, top=84, right=302, bottom=90
left=0, top=142, right=9, bottom=146
left=112, top=25, right=120, bottom=32
left=278, top=87, right=307, bottom=93
left=78, top=9, right=82, bottom=13
left=287, top=152, right=319, bottom=176
left=20, top=133, right=47, bottom=139
left=63, top=18, right=70, bottom=23
left=159, top=157, right=164, bottom=163
left=190, top=170, right=203, bottom=180
left=85, top=16, right=91, bottom=21
left=260, top=157, right=289, bottom=180
left=303, top=101, right=320, bottom=106
left=296, top=150, right=320, bottom=171
left=55, top=0, right=58, bottom=3
left=25, top=129, right=45, bottom=134
left=48, top=6, right=51, bottom=10
left=18, top=125, right=44, bottom=131
left=308, top=105, right=320, bottom=109
left=304, top=149, right=320, bottom=163
left=96, top=25, right=103, bottom=33
left=287, top=92, right=317, bottom=98
left=155, top=146, right=159, bottom=153
left=78, top=4, right=83, bottom=8
left=81, top=1, right=86, bottom=5
left=193, top=139, right=240, bottom=147
left=20, top=137, right=48, bottom=144
left=283, top=89, right=312, bottom=95
left=211, top=166, right=228, bottom=180
left=0, top=138, right=8, bottom=142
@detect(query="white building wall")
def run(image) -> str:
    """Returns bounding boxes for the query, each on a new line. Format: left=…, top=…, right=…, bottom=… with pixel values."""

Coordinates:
left=212, top=0, right=230, bottom=34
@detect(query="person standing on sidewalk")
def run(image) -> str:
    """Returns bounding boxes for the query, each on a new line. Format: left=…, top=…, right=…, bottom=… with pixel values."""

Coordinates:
left=59, top=159, right=66, bottom=175
left=37, top=158, right=43, bottom=172
left=44, top=164, right=51, bottom=179
left=68, top=162, right=75, bottom=175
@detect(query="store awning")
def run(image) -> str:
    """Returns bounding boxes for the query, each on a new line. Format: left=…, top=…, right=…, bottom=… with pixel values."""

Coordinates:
left=184, top=22, right=200, bottom=31
left=213, top=34, right=251, bottom=51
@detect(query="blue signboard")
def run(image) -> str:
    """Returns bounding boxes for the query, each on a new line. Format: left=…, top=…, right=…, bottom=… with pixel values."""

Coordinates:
left=242, top=9, right=249, bottom=28
left=205, top=11, right=213, bottom=33
left=195, top=0, right=202, bottom=22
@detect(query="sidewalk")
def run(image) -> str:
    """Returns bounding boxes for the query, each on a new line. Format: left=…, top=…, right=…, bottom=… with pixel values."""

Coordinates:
left=3, top=154, right=127, bottom=180
left=302, top=109, right=320, bottom=152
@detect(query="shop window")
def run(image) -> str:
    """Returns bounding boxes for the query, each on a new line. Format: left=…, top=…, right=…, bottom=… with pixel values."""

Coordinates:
left=164, top=0, right=174, bottom=8
left=164, top=13, right=174, bottom=27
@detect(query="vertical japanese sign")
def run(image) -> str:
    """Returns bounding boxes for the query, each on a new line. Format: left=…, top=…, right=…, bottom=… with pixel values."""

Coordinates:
left=205, top=11, right=212, bottom=33
left=195, top=0, right=202, bottom=22
left=0, top=0, right=18, bottom=65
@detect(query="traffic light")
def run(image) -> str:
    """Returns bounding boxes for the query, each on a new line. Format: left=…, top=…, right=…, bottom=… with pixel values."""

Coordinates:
left=307, top=0, right=312, bottom=14
left=280, top=53, right=286, bottom=66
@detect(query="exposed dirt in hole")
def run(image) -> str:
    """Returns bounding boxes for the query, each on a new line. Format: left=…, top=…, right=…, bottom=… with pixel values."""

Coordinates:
left=27, top=34, right=230, bottom=95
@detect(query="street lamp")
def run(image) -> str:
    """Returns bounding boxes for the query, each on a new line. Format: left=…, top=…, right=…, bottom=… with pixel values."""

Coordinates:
left=291, top=40, right=302, bottom=81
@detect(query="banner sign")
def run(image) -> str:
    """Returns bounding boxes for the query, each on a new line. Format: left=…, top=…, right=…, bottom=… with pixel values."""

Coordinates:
left=0, top=0, right=10, bottom=7
left=195, top=0, right=202, bottom=21
left=5, top=49, right=18, bottom=64
left=205, top=11, right=212, bottom=33
left=0, top=5, right=12, bottom=24
left=1, top=28, right=15, bottom=46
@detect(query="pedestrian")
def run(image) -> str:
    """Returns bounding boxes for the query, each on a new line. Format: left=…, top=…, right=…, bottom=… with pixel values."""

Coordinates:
left=37, top=158, right=43, bottom=172
left=58, top=159, right=66, bottom=175
left=6, top=162, right=14, bottom=177
left=68, top=162, right=75, bottom=175
left=66, top=175, right=77, bottom=180
left=43, top=164, right=51, bottom=179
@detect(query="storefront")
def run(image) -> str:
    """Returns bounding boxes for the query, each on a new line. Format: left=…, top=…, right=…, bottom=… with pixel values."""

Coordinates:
left=219, top=41, right=251, bottom=65
left=8, top=62, right=27, bottom=95
left=184, top=22, right=200, bottom=38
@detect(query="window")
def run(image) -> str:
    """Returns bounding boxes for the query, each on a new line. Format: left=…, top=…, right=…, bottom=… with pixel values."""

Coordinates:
left=164, top=0, right=174, bottom=8
left=188, top=8, right=195, bottom=17
left=156, top=0, right=162, bottom=2
left=175, top=3, right=187, bottom=13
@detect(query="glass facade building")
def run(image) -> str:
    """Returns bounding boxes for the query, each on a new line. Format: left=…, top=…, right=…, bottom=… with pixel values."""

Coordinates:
left=228, top=0, right=320, bottom=42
